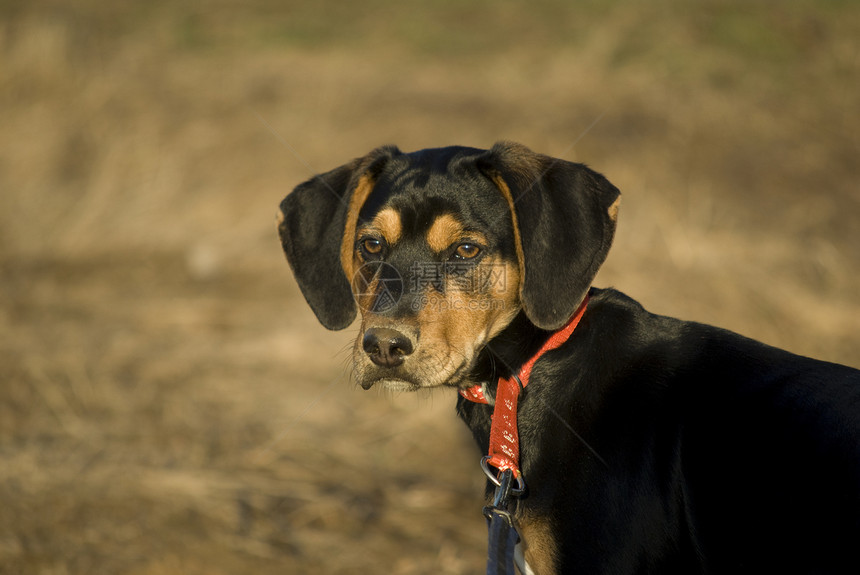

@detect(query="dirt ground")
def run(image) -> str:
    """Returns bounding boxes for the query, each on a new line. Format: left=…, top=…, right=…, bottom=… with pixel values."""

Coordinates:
left=1, top=2, right=858, bottom=574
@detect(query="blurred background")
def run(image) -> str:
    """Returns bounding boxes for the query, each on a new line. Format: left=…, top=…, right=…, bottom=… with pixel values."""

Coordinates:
left=1, top=1, right=858, bottom=573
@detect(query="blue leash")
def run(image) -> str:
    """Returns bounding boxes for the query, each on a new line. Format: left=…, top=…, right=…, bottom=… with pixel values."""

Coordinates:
left=485, top=508, right=520, bottom=575
left=482, top=467, right=524, bottom=575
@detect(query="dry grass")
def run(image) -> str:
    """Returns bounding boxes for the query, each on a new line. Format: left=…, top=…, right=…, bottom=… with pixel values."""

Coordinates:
left=1, top=1, right=858, bottom=573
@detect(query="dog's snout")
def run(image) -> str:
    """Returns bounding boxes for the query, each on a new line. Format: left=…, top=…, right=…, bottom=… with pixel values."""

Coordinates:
left=362, top=328, right=414, bottom=368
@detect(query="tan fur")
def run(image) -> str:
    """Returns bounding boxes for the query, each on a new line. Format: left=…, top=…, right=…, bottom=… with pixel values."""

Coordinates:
left=370, top=207, right=403, bottom=245
left=354, top=207, right=403, bottom=266
left=350, top=262, right=380, bottom=319
left=426, top=213, right=491, bottom=254
left=339, top=174, right=377, bottom=280
left=485, top=172, right=527, bottom=304
left=405, top=256, right=520, bottom=386
left=608, top=196, right=621, bottom=222
left=516, top=510, right=559, bottom=575
left=426, top=213, right=465, bottom=253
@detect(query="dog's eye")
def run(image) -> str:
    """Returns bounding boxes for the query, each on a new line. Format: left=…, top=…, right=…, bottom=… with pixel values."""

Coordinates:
left=453, top=243, right=481, bottom=260
left=359, top=237, right=386, bottom=259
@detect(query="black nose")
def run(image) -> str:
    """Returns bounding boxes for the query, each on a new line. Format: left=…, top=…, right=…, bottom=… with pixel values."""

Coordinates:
left=362, top=328, right=414, bottom=368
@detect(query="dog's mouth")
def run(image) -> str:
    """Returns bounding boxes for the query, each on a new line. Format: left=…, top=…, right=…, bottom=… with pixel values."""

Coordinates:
left=355, top=353, right=476, bottom=391
left=359, top=377, right=421, bottom=392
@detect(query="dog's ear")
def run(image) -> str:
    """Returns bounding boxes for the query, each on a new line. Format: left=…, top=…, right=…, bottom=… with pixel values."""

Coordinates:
left=476, top=141, right=620, bottom=330
left=278, top=146, right=401, bottom=330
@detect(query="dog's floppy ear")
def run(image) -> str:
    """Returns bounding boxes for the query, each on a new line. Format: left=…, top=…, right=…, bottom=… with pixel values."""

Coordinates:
left=278, top=146, right=401, bottom=330
left=476, top=141, right=620, bottom=330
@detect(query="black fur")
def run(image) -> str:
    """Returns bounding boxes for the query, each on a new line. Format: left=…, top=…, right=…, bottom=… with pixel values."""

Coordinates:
left=460, top=289, right=860, bottom=573
left=278, top=145, right=400, bottom=329
left=476, top=142, right=620, bottom=329
left=279, top=143, right=860, bottom=574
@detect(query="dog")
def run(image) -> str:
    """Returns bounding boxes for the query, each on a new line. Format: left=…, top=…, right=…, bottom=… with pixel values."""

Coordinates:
left=278, top=142, right=860, bottom=574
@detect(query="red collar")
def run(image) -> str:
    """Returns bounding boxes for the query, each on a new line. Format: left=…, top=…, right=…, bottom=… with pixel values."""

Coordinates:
left=459, top=296, right=589, bottom=478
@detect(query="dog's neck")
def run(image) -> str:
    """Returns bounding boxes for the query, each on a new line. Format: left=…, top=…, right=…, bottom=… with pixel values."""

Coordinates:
left=470, top=310, right=553, bottom=391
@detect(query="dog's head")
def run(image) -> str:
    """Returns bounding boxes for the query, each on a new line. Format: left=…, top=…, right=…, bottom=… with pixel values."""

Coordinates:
left=278, top=142, right=620, bottom=391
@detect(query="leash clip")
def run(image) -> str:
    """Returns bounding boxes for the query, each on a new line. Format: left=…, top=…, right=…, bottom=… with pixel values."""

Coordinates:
left=483, top=468, right=518, bottom=519
left=481, top=457, right=526, bottom=502
left=482, top=468, right=525, bottom=575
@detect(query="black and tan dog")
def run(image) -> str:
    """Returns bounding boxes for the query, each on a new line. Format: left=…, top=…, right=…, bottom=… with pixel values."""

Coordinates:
left=278, top=142, right=860, bottom=574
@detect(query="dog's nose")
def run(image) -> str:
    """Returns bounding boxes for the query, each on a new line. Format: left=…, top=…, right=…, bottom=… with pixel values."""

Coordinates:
left=362, top=328, right=414, bottom=368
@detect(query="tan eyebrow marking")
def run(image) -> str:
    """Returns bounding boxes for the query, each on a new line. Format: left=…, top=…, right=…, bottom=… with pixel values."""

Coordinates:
left=370, top=207, right=402, bottom=245
left=427, top=213, right=466, bottom=253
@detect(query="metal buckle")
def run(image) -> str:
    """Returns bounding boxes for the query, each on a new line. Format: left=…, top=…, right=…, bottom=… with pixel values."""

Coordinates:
left=480, top=456, right=526, bottom=497
left=482, top=467, right=524, bottom=522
